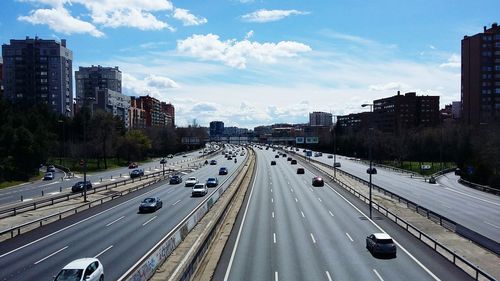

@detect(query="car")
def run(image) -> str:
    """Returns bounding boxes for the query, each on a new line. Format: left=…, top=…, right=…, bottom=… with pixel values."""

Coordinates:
left=206, top=177, right=219, bottom=187
left=72, top=181, right=92, bottom=193
left=46, top=165, right=56, bottom=173
left=160, top=158, right=167, bottom=164
left=367, top=167, right=378, bottom=174
left=182, top=155, right=188, bottom=157
left=210, top=159, right=217, bottom=165
left=275, top=155, right=279, bottom=158
left=282, top=154, right=287, bottom=157
left=454, top=168, right=461, bottom=175
left=428, top=176, right=436, bottom=184
left=312, top=176, right=324, bottom=187
left=334, top=162, right=341, bottom=168
left=219, top=167, right=228, bottom=175
left=54, top=258, right=104, bottom=281
left=130, top=169, right=144, bottom=178
left=291, top=159, right=297, bottom=165
left=227, top=156, right=233, bottom=160
left=192, top=183, right=208, bottom=197
left=328, top=155, right=333, bottom=159
left=139, top=197, right=163, bottom=213
left=43, top=172, right=54, bottom=180
left=287, top=157, right=292, bottom=161
left=169, top=175, right=182, bottom=184
left=366, top=233, right=397, bottom=257
left=167, top=154, right=174, bottom=158
left=271, top=161, right=276, bottom=165
left=128, top=162, right=138, bottom=169
left=185, top=177, right=199, bottom=187
left=296, top=168, right=305, bottom=174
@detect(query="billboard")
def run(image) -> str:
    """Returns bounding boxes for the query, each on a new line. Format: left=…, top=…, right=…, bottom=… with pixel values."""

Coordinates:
left=305, top=137, right=319, bottom=144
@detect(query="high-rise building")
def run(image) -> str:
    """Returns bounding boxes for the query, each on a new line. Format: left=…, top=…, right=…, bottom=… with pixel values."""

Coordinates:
left=161, top=102, right=175, bottom=127
left=209, top=121, right=224, bottom=137
left=75, top=65, right=129, bottom=126
left=461, top=23, right=500, bottom=125
left=2, top=36, right=73, bottom=116
left=452, top=101, right=462, bottom=119
left=129, top=97, right=146, bottom=129
left=0, top=58, right=3, bottom=98
left=373, top=91, right=440, bottom=134
left=309, top=111, right=333, bottom=126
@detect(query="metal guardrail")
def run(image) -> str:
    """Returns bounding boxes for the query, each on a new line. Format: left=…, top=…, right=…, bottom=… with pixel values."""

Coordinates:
left=286, top=149, right=498, bottom=281
left=459, top=178, right=500, bottom=196
left=0, top=173, right=171, bottom=240
left=118, top=149, right=252, bottom=281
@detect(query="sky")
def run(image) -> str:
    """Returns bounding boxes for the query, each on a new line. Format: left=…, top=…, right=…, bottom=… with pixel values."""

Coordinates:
left=0, top=0, right=498, bottom=128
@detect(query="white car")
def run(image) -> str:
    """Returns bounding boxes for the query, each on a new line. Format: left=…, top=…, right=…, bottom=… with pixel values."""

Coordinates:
left=54, top=258, right=104, bottom=281
left=185, top=177, right=198, bottom=187
left=192, top=183, right=208, bottom=197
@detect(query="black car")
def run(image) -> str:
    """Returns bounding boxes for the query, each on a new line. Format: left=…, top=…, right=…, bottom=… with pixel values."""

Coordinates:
left=454, top=168, right=461, bottom=175
left=170, top=175, right=182, bottom=184
left=333, top=162, right=341, bottom=168
left=367, top=167, right=378, bottom=174
left=287, top=157, right=292, bottom=161
left=160, top=158, right=167, bottom=164
left=312, top=177, right=324, bottom=187
left=210, top=160, right=217, bottom=165
left=275, top=155, right=279, bottom=158
left=206, top=177, right=219, bottom=187
left=72, top=181, right=92, bottom=192
left=130, top=169, right=144, bottom=178
left=366, top=233, right=397, bottom=257
left=291, top=159, right=297, bottom=165
left=219, top=167, right=228, bottom=175
left=271, top=161, right=276, bottom=165
left=296, top=168, right=305, bottom=174
left=139, top=197, right=163, bottom=213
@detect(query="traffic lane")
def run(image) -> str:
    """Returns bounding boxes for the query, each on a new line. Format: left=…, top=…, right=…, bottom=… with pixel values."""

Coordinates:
left=0, top=150, right=210, bottom=206
left=0, top=157, right=243, bottom=280
left=311, top=153, right=500, bottom=242
left=295, top=161, right=473, bottom=281
left=268, top=155, right=437, bottom=281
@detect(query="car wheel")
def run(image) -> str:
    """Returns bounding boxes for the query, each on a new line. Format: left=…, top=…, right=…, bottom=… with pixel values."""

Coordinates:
left=100, top=275, right=104, bottom=281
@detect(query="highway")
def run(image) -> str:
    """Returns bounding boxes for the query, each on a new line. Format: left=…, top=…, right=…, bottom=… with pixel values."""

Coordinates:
left=215, top=148, right=473, bottom=281
left=0, top=146, right=246, bottom=281
left=0, top=148, right=212, bottom=206
left=289, top=148, right=500, bottom=244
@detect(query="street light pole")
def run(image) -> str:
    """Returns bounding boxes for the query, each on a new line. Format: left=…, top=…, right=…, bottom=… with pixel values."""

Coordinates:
left=362, top=103, right=374, bottom=219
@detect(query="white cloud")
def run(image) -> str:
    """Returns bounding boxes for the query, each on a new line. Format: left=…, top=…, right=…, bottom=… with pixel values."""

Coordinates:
left=122, top=73, right=178, bottom=100
left=18, top=7, right=104, bottom=37
left=369, top=82, right=410, bottom=92
left=145, top=74, right=179, bottom=89
left=440, top=54, right=460, bottom=68
left=177, top=33, right=312, bottom=69
left=241, top=9, right=309, bottom=23
left=245, top=30, right=254, bottom=40
left=173, top=8, right=207, bottom=26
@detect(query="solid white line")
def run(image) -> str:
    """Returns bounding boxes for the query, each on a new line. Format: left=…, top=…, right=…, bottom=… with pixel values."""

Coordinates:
left=318, top=197, right=322, bottom=202
left=484, top=221, right=500, bottom=229
left=273, top=233, right=277, bottom=243
left=94, top=245, right=113, bottom=258
left=325, top=271, right=333, bottom=281
left=346, top=232, right=353, bottom=242
left=48, top=192, right=60, bottom=195
left=373, top=269, right=384, bottom=281
left=172, top=199, right=181, bottom=206
left=329, top=211, right=334, bottom=217
left=22, top=198, right=33, bottom=202
left=272, top=211, right=275, bottom=218
left=444, top=187, right=500, bottom=207
left=275, top=271, right=279, bottom=281
left=34, top=246, right=68, bottom=264
left=142, top=216, right=157, bottom=226
left=325, top=184, right=441, bottom=281
left=301, top=211, right=305, bottom=218
left=310, top=233, right=316, bottom=244
left=224, top=170, right=257, bottom=281
left=106, top=216, right=125, bottom=227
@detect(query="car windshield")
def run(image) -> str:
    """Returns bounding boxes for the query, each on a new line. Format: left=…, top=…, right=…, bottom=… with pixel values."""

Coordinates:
left=54, top=269, right=83, bottom=281
left=377, top=239, right=394, bottom=244
left=143, top=198, right=155, bottom=203
left=188, top=177, right=196, bottom=181
left=208, top=178, right=216, bottom=181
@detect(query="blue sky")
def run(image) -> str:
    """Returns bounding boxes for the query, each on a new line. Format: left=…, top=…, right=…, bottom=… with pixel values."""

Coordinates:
left=0, top=0, right=498, bottom=128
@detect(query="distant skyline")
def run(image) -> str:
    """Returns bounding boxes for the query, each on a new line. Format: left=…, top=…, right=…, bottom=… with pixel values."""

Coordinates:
left=1, top=0, right=499, bottom=128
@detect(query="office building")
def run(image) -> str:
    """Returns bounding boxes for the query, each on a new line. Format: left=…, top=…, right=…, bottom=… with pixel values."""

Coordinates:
left=309, top=111, right=333, bottom=126
left=452, top=101, right=462, bottom=119
left=0, top=59, right=3, bottom=97
left=337, top=112, right=372, bottom=134
left=2, top=36, right=73, bottom=116
left=75, top=65, right=129, bottom=126
left=161, top=102, right=175, bottom=127
left=209, top=121, right=224, bottom=137
left=461, top=23, right=500, bottom=125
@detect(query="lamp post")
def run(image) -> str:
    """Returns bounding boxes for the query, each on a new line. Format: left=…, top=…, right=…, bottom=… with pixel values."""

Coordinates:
left=362, top=103, right=374, bottom=219
left=331, top=115, right=338, bottom=179
left=75, top=96, right=95, bottom=202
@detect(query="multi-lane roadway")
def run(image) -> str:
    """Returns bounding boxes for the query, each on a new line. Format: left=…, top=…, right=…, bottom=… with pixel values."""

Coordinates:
left=215, top=148, right=473, bottom=281
left=0, top=146, right=246, bottom=280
